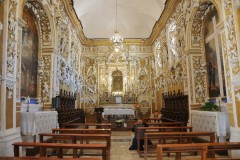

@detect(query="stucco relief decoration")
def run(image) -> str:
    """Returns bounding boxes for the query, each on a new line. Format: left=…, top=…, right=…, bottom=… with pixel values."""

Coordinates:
left=26, top=1, right=51, bottom=45
left=42, top=55, right=51, bottom=101
left=42, top=82, right=49, bottom=102
left=108, top=46, right=128, bottom=63
left=135, top=57, right=153, bottom=105
left=7, top=0, right=18, bottom=77
left=234, top=87, right=240, bottom=102
left=42, top=0, right=61, bottom=17
left=84, top=65, right=97, bottom=106
left=167, top=20, right=182, bottom=70
left=224, top=0, right=240, bottom=76
left=154, top=39, right=162, bottom=77
left=7, top=82, right=14, bottom=99
left=191, top=2, right=212, bottom=47
left=193, top=56, right=206, bottom=103
left=38, top=56, right=45, bottom=79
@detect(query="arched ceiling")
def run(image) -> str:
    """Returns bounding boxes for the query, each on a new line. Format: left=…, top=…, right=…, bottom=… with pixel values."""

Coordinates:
left=73, top=0, right=166, bottom=39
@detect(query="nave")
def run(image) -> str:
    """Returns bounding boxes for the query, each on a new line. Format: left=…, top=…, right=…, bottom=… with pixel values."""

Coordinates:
left=6, top=124, right=240, bottom=160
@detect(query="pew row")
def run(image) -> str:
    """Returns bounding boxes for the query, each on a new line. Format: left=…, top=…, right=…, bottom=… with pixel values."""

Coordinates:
left=52, top=128, right=111, bottom=135
left=12, top=142, right=107, bottom=160
left=136, top=126, right=192, bottom=153
left=39, top=133, right=111, bottom=157
left=143, top=131, right=216, bottom=160
left=0, top=158, right=101, bottom=160
left=62, top=123, right=111, bottom=129
left=157, top=142, right=240, bottom=160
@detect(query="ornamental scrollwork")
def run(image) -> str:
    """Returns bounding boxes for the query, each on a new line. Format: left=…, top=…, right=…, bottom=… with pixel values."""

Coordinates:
left=7, top=81, right=15, bottom=99
left=224, top=0, right=239, bottom=76
left=193, top=56, right=207, bottom=103
left=26, top=1, right=51, bottom=45
left=191, top=2, right=213, bottom=47
left=7, top=0, right=18, bottom=77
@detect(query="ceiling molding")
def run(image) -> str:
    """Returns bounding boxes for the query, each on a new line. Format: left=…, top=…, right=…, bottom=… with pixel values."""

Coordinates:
left=64, top=0, right=180, bottom=46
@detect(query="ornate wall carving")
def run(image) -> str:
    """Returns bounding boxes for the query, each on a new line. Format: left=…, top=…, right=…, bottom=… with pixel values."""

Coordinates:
left=192, top=55, right=207, bottom=103
left=223, top=0, right=240, bottom=78
left=7, top=0, right=18, bottom=78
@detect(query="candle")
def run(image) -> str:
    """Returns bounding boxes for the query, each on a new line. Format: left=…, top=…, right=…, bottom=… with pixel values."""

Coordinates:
left=27, top=96, right=30, bottom=103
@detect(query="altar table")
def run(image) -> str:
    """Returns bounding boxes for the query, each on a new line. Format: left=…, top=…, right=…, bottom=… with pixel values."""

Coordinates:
left=102, top=108, right=135, bottom=117
left=191, top=110, right=230, bottom=142
left=20, top=111, right=58, bottom=141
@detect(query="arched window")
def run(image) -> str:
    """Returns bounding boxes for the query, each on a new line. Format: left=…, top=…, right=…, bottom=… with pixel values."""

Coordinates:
left=204, top=7, right=226, bottom=97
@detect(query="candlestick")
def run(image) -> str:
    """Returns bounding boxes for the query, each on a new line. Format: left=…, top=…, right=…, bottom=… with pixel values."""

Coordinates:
left=26, top=96, right=30, bottom=112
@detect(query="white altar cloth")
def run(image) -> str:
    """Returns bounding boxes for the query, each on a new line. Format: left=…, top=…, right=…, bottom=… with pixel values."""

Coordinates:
left=191, top=110, right=230, bottom=142
left=20, top=111, right=58, bottom=141
left=102, top=108, right=135, bottom=117
left=18, top=104, right=43, bottom=112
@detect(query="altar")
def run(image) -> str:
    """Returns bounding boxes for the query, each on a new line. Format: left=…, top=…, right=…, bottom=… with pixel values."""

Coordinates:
left=20, top=111, right=58, bottom=142
left=101, top=104, right=135, bottom=118
left=191, top=110, right=230, bottom=142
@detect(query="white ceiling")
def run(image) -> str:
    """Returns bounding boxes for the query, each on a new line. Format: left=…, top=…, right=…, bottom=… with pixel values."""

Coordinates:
left=73, top=0, right=166, bottom=39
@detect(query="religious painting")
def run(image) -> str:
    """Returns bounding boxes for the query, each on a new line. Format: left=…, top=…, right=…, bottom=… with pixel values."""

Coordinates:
left=204, top=8, right=225, bottom=98
left=206, top=39, right=220, bottom=97
left=21, top=8, right=38, bottom=97
left=112, top=70, right=123, bottom=92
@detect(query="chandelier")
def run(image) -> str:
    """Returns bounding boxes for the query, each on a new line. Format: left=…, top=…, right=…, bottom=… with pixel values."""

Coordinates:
left=110, top=0, right=123, bottom=52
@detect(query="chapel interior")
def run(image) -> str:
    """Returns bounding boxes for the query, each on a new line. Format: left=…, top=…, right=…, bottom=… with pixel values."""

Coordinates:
left=0, top=0, right=240, bottom=159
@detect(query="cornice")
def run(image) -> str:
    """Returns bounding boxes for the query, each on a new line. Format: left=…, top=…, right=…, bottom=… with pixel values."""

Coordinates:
left=64, top=0, right=180, bottom=46
left=146, top=0, right=181, bottom=44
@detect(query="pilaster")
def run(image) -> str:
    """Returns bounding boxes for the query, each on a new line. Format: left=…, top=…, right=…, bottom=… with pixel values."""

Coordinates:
left=0, top=0, right=21, bottom=156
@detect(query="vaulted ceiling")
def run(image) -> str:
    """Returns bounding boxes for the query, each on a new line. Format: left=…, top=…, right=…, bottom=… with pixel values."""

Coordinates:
left=73, top=0, right=167, bottom=39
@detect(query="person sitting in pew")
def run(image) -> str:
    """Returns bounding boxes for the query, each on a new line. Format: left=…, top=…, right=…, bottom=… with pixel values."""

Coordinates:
left=129, top=119, right=152, bottom=151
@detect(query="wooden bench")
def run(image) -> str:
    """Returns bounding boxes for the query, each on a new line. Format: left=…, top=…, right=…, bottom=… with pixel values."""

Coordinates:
left=136, top=126, right=192, bottom=153
left=157, top=142, right=240, bottom=160
left=0, top=157, right=101, bottom=160
left=146, top=122, right=187, bottom=127
left=143, top=131, right=215, bottom=160
left=12, top=142, right=107, bottom=160
left=62, top=123, right=111, bottom=129
left=52, top=128, right=111, bottom=135
left=39, top=133, right=111, bottom=157
left=144, top=118, right=161, bottom=123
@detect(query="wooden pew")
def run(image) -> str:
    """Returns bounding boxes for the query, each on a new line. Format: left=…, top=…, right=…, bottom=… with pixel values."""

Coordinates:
left=52, top=128, right=111, bottom=135
left=62, top=123, right=111, bottom=129
left=146, top=122, right=187, bottom=127
left=156, top=142, right=240, bottom=160
left=12, top=142, right=107, bottom=160
left=39, top=133, right=111, bottom=157
left=136, top=126, right=192, bottom=153
left=144, top=131, right=215, bottom=160
left=144, top=118, right=161, bottom=123
left=0, top=157, right=101, bottom=160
